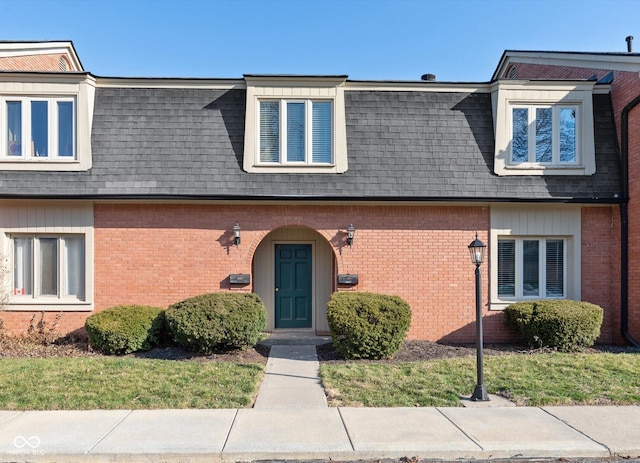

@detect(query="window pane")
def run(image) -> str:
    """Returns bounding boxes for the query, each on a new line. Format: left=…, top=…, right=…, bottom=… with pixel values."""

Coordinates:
left=535, top=108, right=552, bottom=162
left=286, top=102, right=305, bottom=162
left=546, top=239, right=564, bottom=297
left=512, top=108, right=528, bottom=162
left=259, top=101, right=279, bottom=162
left=559, top=108, right=576, bottom=163
left=498, top=240, right=515, bottom=297
left=7, top=101, right=22, bottom=156
left=312, top=101, right=332, bottom=163
left=64, top=237, right=85, bottom=298
left=13, top=237, right=32, bottom=296
left=39, top=238, right=58, bottom=296
left=58, top=101, right=74, bottom=157
left=31, top=101, right=48, bottom=157
left=522, top=240, right=539, bottom=296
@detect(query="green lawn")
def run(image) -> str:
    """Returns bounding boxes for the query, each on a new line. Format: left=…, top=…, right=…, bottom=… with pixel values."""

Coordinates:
left=320, top=352, right=640, bottom=407
left=0, top=357, right=263, bottom=410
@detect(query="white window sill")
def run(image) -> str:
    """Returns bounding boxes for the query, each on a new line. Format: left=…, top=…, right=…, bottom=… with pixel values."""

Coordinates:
left=7, top=299, right=93, bottom=311
left=245, top=163, right=344, bottom=174
left=498, top=164, right=591, bottom=176
left=0, top=159, right=86, bottom=171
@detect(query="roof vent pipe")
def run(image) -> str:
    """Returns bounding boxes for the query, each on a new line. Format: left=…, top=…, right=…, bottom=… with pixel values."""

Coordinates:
left=421, top=73, right=436, bottom=81
left=626, top=35, right=633, bottom=53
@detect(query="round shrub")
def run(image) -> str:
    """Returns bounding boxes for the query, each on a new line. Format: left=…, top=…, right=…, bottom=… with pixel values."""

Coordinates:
left=85, top=305, right=166, bottom=355
left=503, top=300, right=603, bottom=352
left=165, top=292, right=266, bottom=353
left=327, top=292, right=411, bottom=360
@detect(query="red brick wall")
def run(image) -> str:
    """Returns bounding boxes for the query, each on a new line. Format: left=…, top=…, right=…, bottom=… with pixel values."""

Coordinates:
left=0, top=202, right=619, bottom=343
left=92, top=203, right=491, bottom=342
left=581, top=207, right=620, bottom=343
left=0, top=54, right=72, bottom=71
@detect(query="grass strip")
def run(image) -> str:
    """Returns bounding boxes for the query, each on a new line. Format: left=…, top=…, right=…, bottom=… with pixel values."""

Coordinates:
left=320, top=352, right=640, bottom=407
left=0, top=357, right=263, bottom=410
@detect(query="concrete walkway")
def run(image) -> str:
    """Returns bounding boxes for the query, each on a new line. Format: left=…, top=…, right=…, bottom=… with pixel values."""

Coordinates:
left=1, top=334, right=640, bottom=462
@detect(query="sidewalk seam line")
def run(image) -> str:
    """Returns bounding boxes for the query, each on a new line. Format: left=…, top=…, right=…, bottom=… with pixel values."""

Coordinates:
left=86, top=410, right=133, bottom=454
left=220, top=408, right=239, bottom=453
left=337, top=407, right=356, bottom=452
left=539, top=407, right=613, bottom=456
left=435, top=407, right=484, bottom=452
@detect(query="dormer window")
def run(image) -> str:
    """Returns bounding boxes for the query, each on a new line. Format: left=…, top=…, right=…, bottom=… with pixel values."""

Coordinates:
left=259, top=99, right=333, bottom=165
left=510, top=104, right=577, bottom=166
left=4, top=97, right=76, bottom=159
left=491, top=80, right=596, bottom=176
left=243, top=75, right=348, bottom=174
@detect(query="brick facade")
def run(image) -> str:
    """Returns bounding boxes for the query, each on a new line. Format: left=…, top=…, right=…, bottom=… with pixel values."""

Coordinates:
left=0, top=202, right=619, bottom=343
left=0, top=54, right=73, bottom=72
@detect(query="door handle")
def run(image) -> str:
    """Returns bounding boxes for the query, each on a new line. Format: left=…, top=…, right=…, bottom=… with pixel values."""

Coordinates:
left=275, top=287, right=279, bottom=292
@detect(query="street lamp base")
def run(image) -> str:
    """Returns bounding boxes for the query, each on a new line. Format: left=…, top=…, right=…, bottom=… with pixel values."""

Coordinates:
left=471, top=385, right=489, bottom=401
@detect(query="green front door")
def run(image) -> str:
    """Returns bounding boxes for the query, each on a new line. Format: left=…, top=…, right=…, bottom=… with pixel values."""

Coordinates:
left=275, top=244, right=312, bottom=328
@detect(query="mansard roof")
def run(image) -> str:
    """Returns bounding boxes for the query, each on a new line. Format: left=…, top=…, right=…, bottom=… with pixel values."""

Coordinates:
left=0, top=80, right=621, bottom=203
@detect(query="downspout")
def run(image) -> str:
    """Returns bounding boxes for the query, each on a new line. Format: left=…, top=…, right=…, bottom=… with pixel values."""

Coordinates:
left=620, top=93, right=640, bottom=346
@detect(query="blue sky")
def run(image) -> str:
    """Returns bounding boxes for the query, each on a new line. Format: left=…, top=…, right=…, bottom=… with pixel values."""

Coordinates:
left=2, top=0, right=640, bottom=81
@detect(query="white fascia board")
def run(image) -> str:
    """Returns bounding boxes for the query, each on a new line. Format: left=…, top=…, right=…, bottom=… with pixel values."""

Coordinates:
left=95, top=77, right=245, bottom=89
left=345, top=81, right=491, bottom=93
left=494, top=51, right=640, bottom=79
left=0, top=41, right=83, bottom=71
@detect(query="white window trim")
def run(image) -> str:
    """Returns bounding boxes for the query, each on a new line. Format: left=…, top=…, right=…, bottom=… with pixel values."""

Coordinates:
left=490, top=205, right=581, bottom=310
left=497, top=236, right=567, bottom=300
left=258, top=99, right=334, bottom=166
left=2, top=96, right=77, bottom=160
left=0, top=74, right=95, bottom=171
left=491, top=80, right=596, bottom=176
left=509, top=104, right=580, bottom=167
left=243, top=75, right=348, bottom=173
left=10, top=234, right=86, bottom=302
left=1, top=202, right=94, bottom=311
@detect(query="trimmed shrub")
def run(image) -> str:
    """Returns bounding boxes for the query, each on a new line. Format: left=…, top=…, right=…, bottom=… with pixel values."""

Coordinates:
left=327, top=292, right=411, bottom=360
left=85, top=305, right=166, bottom=355
left=165, top=292, right=266, bottom=353
left=503, top=299, right=604, bottom=352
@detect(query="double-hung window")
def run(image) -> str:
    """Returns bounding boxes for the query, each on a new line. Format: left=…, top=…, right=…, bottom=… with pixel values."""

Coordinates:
left=259, top=100, right=333, bottom=165
left=3, top=97, right=76, bottom=160
left=511, top=105, right=577, bottom=166
left=12, top=235, right=85, bottom=300
left=497, top=237, right=565, bottom=299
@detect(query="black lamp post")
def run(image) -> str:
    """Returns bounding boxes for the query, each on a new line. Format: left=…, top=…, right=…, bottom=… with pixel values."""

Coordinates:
left=468, top=233, right=489, bottom=402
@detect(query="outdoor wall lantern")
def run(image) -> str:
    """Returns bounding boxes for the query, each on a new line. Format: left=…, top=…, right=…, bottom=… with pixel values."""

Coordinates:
left=468, top=233, right=489, bottom=401
left=346, top=224, right=355, bottom=248
left=233, top=222, right=241, bottom=247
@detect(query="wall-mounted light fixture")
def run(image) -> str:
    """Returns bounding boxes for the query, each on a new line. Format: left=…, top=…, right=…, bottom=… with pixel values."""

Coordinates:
left=233, top=222, right=241, bottom=246
left=346, top=224, right=355, bottom=248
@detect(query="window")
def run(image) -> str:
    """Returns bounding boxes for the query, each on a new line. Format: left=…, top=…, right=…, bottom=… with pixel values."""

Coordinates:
left=3, top=97, right=76, bottom=160
left=511, top=105, right=577, bottom=166
left=497, top=237, right=565, bottom=299
left=12, top=235, right=85, bottom=300
left=259, top=99, right=333, bottom=165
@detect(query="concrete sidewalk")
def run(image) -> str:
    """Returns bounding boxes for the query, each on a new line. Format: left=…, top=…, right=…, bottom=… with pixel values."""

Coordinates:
left=1, top=334, right=640, bottom=462
left=1, top=405, right=640, bottom=462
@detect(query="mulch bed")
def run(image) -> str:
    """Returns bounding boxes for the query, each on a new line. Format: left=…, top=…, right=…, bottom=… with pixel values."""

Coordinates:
left=3, top=333, right=639, bottom=363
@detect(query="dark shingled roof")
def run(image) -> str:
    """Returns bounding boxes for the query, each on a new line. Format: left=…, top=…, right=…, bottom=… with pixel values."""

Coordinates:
left=0, top=87, right=621, bottom=202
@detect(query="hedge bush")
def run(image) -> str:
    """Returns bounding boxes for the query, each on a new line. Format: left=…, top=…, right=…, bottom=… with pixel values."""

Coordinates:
left=85, top=305, right=166, bottom=355
left=503, top=299, right=604, bottom=352
left=165, top=292, right=266, bottom=353
left=326, top=292, right=411, bottom=360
